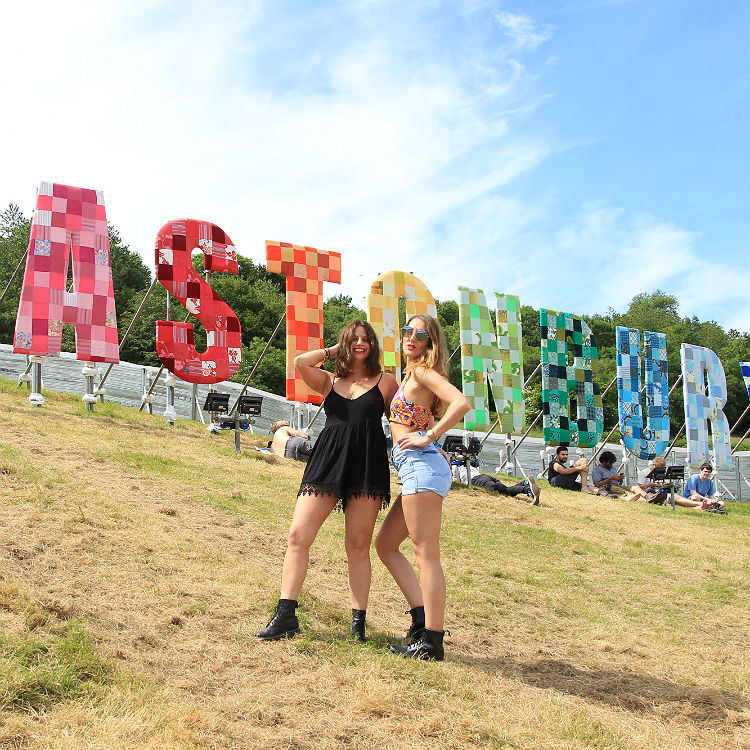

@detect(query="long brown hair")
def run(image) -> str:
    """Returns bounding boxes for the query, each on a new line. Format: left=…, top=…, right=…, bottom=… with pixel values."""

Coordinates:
left=403, top=313, right=449, bottom=416
left=334, top=319, right=382, bottom=378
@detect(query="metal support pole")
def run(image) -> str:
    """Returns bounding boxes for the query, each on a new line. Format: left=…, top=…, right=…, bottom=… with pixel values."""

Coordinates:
left=730, top=403, right=750, bottom=434
left=29, top=357, right=44, bottom=405
left=0, top=247, right=28, bottom=309
left=17, top=359, right=32, bottom=389
left=731, top=425, right=750, bottom=455
left=479, top=362, right=542, bottom=449
left=307, top=401, right=326, bottom=431
left=512, top=410, right=543, bottom=455
left=163, top=291, right=176, bottom=424
left=509, top=371, right=617, bottom=459
left=664, top=423, right=686, bottom=461
left=228, top=312, right=286, bottom=417
left=98, top=277, right=158, bottom=391
left=735, top=454, right=742, bottom=503
left=81, top=362, right=97, bottom=412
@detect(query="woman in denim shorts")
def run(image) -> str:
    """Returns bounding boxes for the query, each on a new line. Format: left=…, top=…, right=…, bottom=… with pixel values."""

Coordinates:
left=375, top=314, right=469, bottom=661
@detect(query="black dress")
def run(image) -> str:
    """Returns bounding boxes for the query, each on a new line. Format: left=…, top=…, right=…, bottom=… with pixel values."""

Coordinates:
left=298, top=376, right=391, bottom=511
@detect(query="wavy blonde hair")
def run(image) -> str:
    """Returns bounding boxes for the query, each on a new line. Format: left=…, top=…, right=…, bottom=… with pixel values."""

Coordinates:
left=403, top=314, right=449, bottom=416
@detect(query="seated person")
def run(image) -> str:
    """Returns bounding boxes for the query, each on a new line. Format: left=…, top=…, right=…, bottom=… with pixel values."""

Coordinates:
left=269, top=420, right=314, bottom=462
left=547, top=446, right=599, bottom=494
left=452, top=461, right=541, bottom=505
left=623, top=456, right=669, bottom=503
left=677, top=462, right=726, bottom=512
left=591, top=451, right=627, bottom=496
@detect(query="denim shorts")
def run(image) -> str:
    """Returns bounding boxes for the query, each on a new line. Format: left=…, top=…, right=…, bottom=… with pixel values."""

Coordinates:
left=392, top=436, right=453, bottom=498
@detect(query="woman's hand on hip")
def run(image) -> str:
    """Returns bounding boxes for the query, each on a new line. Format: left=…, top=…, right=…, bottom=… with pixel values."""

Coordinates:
left=395, top=432, right=432, bottom=449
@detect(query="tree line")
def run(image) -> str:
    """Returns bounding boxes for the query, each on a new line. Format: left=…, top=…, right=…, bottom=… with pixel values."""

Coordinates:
left=1, top=204, right=748, bottom=434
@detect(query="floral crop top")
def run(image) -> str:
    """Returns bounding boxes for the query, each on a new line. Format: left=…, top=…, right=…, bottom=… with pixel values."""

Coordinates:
left=389, top=374, right=432, bottom=430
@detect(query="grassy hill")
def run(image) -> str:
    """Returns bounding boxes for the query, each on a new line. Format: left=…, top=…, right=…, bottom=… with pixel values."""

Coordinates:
left=0, top=378, right=748, bottom=750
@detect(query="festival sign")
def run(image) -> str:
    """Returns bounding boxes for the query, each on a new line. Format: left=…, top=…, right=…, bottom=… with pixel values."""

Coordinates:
left=615, top=327, right=670, bottom=459
left=265, top=241, right=342, bottom=404
left=366, top=270, right=437, bottom=381
left=9, top=183, right=737, bottom=466
left=681, top=343, right=732, bottom=470
left=154, top=219, right=242, bottom=384
left=13, top=181, right=119, bottom=363
left=458, top=288, right=524, bottom=433
left=539, top=309, right=604, bottom=447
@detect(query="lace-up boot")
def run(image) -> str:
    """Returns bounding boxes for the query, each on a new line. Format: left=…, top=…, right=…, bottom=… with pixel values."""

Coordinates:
left=254, top=599, right=300, bottom=640
left=402, top=628, right=446, bottom=661
left=388, top=606, right=426, bottom=653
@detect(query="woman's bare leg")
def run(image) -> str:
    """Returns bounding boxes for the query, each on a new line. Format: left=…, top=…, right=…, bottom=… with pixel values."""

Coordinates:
left=343, top=497, right=382, bottom=610
left=375, top=494, right=424, bottom=609
left=280, top=493, right=337, bottom=601
left=401, top=491, right=445, bottom=632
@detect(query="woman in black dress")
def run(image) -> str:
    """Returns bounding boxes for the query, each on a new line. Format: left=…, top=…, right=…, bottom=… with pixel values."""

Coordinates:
left=255, top=320, right=398, bottom=642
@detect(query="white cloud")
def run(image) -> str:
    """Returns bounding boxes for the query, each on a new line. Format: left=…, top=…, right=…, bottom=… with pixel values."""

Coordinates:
left=0, top=0, right=552, bottom=295
left=538, top=205, right=750, bottom=331
left=0, top=1, right=744, bottom=337
left=494, top=11, right=555, bottom=52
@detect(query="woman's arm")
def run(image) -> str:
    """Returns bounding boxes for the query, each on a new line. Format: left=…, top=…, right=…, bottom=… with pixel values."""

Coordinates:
left=294, top=343, right=339, bottom=396
left=395, top=367, right=469, bottom=448
left=379, top=372, right=399, bottom=414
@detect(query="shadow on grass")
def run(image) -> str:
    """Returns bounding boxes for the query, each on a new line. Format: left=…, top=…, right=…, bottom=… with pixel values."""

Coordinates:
left=455, top=654, right=748, bottom=724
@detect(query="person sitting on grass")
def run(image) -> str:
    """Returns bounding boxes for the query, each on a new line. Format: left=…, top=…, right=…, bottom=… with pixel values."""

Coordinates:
left=623, top=456, right=669, bottom=504
left=591, top=451, right=627, bottom=496
left=547, top=446, right=599, bottom=494
left=676, top=462, right=726, bottom=513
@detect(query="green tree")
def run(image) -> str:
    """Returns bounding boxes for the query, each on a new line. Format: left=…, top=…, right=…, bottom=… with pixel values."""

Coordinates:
left=0, top=204, right=32, bottom=345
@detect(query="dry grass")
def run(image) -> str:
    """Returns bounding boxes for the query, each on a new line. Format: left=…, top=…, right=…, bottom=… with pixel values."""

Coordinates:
left=0, top=378, right=748, bottom=749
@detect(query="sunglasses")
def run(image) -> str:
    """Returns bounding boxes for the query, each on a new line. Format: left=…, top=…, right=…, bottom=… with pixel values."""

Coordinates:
left=401, top=326, right=429, bottom=342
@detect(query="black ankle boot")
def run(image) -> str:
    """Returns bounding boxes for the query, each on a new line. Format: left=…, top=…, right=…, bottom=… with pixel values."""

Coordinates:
left=388, top=606, right=426, bottom=653
left=402, top=628, right=446, bottom=661
left=407, top=606, right=425, bottom=638
left=349, top=609, right=366, bottom=643
left=254, top=599, right=300, bottom=640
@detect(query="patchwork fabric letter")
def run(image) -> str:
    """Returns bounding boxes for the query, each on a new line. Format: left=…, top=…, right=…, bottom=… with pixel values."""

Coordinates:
left=540, top=309, right=603, bottom=447
left=155, top=220, right=242, bottom=384
left=13, top=181, right=119, bottom=362
left=458, top=288, right=524, bottom=432
left=367, top=270, right=436, bottom=381
left=615, top=327, right=670, bottom=458
left=740, top=362, right=750, bottom=401
left=266, top=241, right=342, bottom=404
left=681, top=344, right=732, bottom=470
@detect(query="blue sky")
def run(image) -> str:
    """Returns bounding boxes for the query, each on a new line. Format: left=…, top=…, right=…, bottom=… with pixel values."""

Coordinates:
left=0, top=0, right=747, bottom=332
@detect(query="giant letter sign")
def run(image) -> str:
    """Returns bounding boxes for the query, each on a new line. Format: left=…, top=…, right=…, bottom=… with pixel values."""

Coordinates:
left=155, top=219, right=242, bottom=384
left=681, top=344, right=732, bottom=470
left=266, top=241, right=342, bottom=404
left=458, top=288, right=524, bottom=432
left=740, top=362, right=750, bottom=400
left=13, top=182, right=119, bottom=362
left=540, top=309, right=603, bottom=447
left=367, top=270, right=437, bottom=381
left=615, top=327, right=670, bottom=458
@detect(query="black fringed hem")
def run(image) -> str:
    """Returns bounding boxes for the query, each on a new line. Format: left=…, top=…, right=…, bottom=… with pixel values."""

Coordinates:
left=298, top=483, right=391, bottom=512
